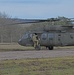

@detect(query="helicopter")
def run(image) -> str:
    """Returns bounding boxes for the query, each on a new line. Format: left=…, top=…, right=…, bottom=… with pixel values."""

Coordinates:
left=17, top=18, right=74, bottom=50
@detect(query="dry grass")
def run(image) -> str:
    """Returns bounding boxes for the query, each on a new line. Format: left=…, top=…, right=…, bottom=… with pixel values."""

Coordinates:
left=0, top=57, right=74, bottom=75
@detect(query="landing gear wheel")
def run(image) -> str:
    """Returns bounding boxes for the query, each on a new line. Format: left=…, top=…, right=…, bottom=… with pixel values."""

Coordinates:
left=48, top=46, right=53, bottom=50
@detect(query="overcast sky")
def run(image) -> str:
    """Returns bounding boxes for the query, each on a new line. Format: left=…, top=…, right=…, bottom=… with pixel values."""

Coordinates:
left=0, top=0, right=74, bottom=19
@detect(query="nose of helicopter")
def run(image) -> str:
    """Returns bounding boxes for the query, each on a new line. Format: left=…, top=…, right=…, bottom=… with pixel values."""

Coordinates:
left=18, top=38, right=26, bottom=46
left=18, top=39, right=23, bottom=45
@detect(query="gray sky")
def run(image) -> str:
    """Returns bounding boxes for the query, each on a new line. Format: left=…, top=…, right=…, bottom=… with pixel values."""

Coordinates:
left=0, top=0, right=74, bottom=19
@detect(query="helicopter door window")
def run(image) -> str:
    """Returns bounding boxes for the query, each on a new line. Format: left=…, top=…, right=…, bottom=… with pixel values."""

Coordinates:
left=48, top=33, right=54, bottom=40
left=70, top=33, right=73, bottom=39
left=41, top=33, right=47, bottom=40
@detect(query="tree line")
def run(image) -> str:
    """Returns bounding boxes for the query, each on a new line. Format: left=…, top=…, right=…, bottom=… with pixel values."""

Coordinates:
left=0, top=12, right=30, bottom=43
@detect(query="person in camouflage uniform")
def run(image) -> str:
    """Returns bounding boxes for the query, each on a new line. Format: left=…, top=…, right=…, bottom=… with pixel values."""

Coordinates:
left=32, top=33, right=39, bottom=49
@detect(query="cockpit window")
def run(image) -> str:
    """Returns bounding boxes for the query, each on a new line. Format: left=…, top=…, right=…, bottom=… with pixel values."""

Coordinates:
left=29, top=34, right=32, bottom=38
left=22, top=33, right=28, bottom=39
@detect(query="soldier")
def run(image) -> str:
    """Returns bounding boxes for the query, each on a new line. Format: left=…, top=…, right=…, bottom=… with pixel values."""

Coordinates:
left=32, top=33, right=40, bottom=49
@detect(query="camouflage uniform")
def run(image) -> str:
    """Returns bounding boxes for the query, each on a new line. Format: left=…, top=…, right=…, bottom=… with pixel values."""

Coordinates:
left=32, top=34, right=39, bottom=48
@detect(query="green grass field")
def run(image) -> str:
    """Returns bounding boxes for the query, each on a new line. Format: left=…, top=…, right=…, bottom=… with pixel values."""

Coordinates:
left=0, top=57, right=74, bottom=75
left=0, top=43, right=34, bottom=51
left=0, top=43, right=74, bottom=51
left=0, top=43, right=74, bottom=75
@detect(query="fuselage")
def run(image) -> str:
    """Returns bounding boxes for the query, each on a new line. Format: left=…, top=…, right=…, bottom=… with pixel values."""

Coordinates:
left=18, top=30, right=74, bottom=47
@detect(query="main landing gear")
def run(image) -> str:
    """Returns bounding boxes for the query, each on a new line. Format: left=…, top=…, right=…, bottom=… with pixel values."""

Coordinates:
left=46, top=46, right=54, bottom=50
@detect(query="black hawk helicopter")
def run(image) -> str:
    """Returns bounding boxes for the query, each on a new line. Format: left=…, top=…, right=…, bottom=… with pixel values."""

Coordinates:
left=16, top=18, right=74, bottom=50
